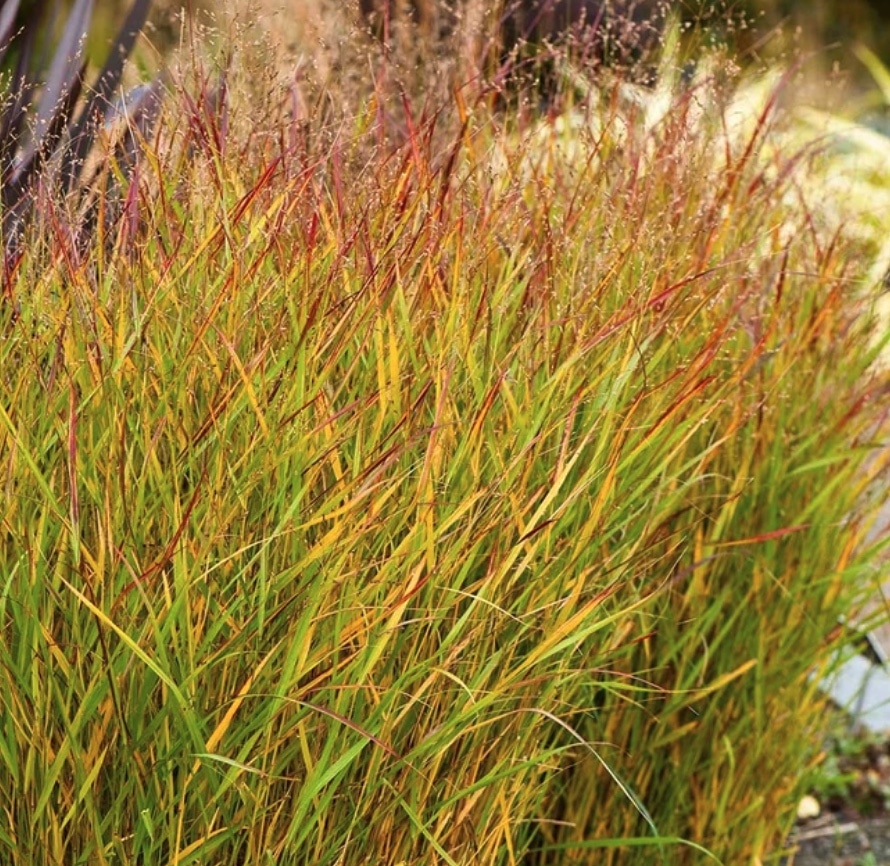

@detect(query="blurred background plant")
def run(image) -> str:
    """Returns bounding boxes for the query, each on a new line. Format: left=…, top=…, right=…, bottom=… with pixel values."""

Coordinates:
left=0, top=0, right=159, bottom=271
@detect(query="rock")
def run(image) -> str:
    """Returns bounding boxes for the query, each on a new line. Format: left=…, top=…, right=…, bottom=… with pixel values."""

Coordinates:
left=797, top=795, right=822, bottom=821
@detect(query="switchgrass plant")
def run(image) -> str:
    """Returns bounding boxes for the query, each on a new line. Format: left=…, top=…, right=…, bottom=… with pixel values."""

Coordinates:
left=0, top=20, right=888, bottom=866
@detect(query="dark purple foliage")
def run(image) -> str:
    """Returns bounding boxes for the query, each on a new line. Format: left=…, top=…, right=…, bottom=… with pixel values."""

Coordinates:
left=358, top=0, right=665, bottom=57
left=0, top=0, right=158, bottom=259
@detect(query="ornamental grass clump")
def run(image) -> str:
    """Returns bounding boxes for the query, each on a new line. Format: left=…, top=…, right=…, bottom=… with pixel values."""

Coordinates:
left=0, top=17, right=888, bottom=866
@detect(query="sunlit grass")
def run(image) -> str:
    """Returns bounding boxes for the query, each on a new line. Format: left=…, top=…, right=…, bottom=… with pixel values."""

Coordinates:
left=0, top=17, right=888, bottom=866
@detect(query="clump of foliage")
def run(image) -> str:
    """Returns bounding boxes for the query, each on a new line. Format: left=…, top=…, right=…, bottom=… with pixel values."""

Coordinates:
left=0, top=9, right=887, bottom=866
left=811, top=720, right=890, bottom=819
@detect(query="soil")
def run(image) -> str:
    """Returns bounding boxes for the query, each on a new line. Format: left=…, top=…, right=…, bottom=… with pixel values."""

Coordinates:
left=782, top=734, right=890, bottom=865
left=782, top=439, right=890, bottom=864
left=782, top=815, right=890, bottom=865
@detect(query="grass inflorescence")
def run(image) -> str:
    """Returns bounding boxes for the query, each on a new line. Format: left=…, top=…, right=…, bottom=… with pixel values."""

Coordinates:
left=0, top=10, right=889, bottom=865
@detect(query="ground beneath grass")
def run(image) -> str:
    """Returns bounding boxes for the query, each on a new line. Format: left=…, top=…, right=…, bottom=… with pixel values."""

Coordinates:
left=784, top=730, right=890, bottom=865
left=783, top=815, right=890, bottom=865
